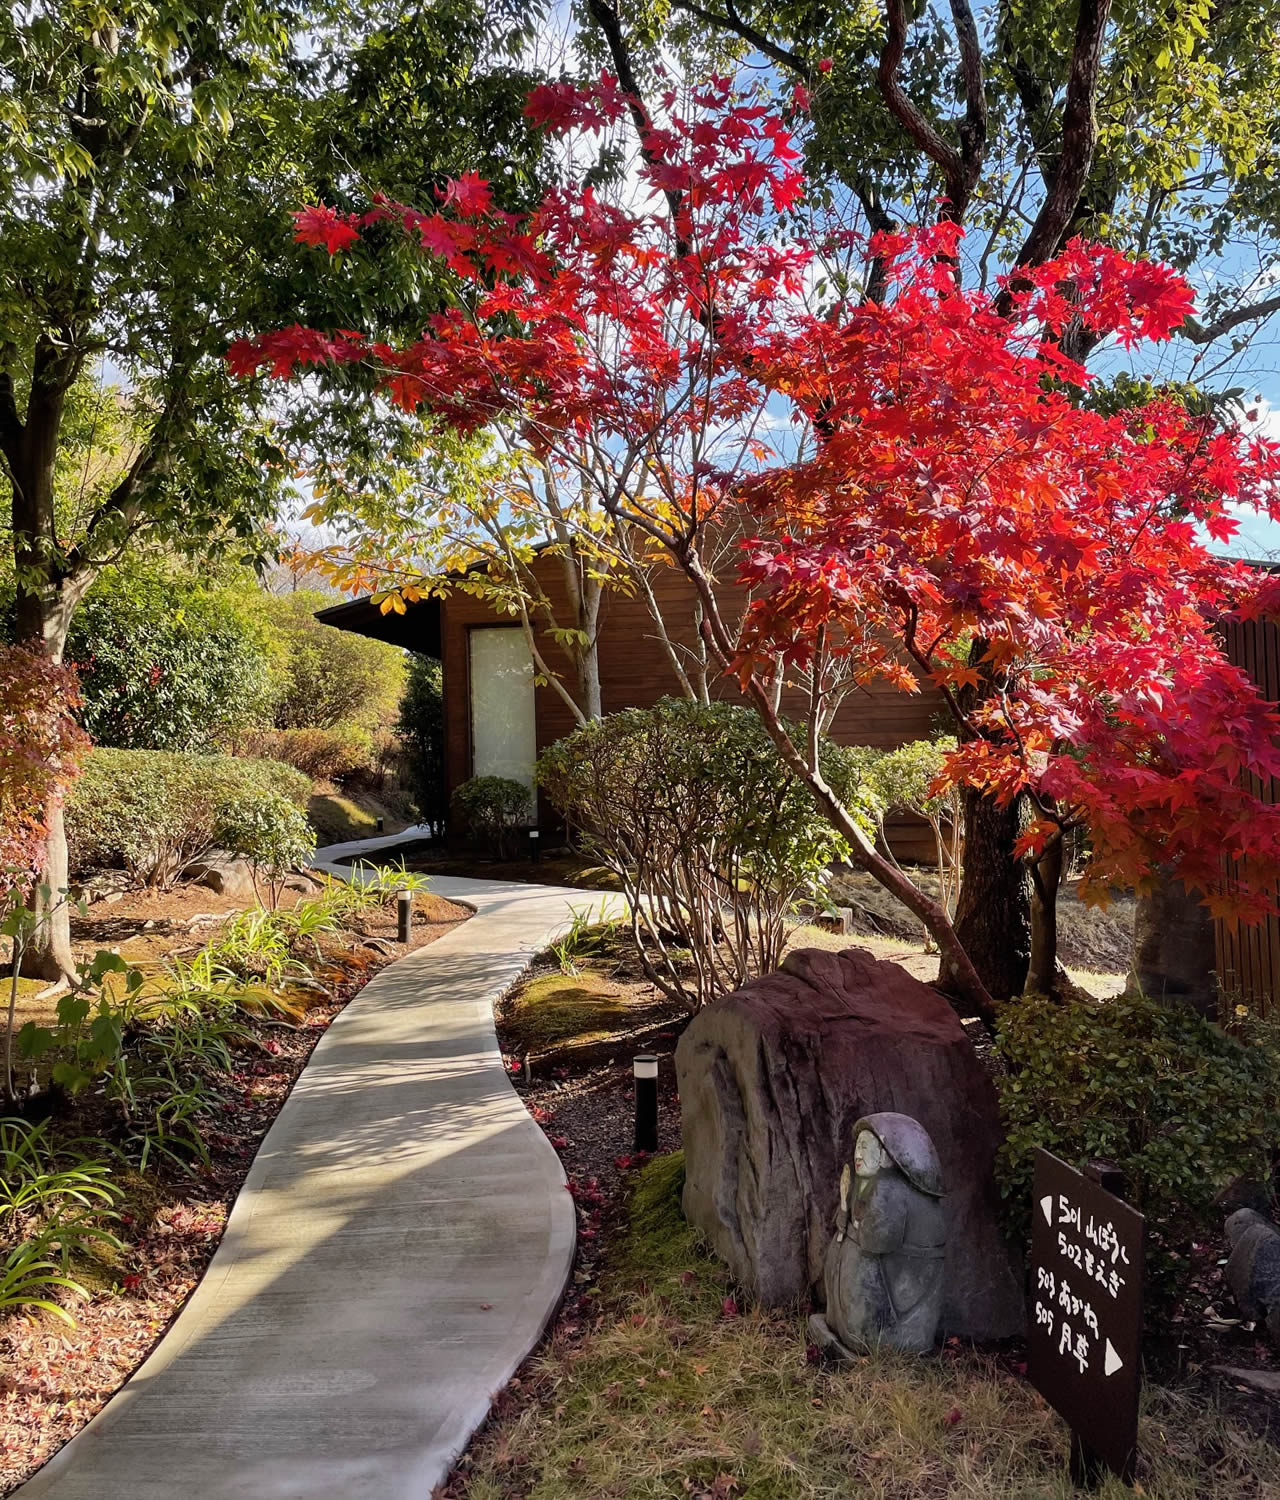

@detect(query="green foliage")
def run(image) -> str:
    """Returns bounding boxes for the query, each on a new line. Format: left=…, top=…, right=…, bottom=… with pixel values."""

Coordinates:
left=66, top=747, right=311, bottom=887
left=840, top=738, right=963, bottom=919
left=0, top=0, right=554, bottom=639
left=0, top=1241, right=91, bottom=1325
left=217, top=794, right=316, bottom=906
left=452, top=775, right=532, bottom=857
left=548, top=900, right=619, bottom=977
left=397, top=653, right=446, bottom=827
left=256, top=590, right=406, bottom=735
left=66, top=569, right=276, bottom=752
left=995, top=992, right=1280, bottom=1307
left=538, top=699, right=875, bottom=1009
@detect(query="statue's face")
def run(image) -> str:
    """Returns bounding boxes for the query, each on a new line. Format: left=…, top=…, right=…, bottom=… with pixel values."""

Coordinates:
left=853, top=1130, right=884, bottom=1178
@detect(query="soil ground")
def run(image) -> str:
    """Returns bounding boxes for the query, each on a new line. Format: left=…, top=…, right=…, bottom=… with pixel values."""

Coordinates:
left=0, top=880, right=470, bottom=1496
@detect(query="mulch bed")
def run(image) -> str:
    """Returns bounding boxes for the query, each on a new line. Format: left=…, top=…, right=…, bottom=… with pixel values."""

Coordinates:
left=0, top=888, right=470, bottom=1497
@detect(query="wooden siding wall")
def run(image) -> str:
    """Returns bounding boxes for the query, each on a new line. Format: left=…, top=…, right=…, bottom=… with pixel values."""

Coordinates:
left=1216, top=616, right=1280, bottom=1013
left=440, top=555, right=944, bottom=862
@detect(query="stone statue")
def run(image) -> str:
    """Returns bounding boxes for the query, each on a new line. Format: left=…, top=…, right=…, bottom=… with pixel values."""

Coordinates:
left=808, top=1112, right=946, bottom=1357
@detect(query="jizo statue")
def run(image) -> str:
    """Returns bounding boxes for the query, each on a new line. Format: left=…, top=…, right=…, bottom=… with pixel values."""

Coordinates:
left=808, top=1112, right=946, bottom=1357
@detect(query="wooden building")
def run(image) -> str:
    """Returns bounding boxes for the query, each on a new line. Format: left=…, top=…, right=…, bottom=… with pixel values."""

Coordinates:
left=318, top=554, right=944, bottom=860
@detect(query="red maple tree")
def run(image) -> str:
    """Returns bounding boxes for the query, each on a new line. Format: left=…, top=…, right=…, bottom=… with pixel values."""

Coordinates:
left=231, top=78, right=1280, bottom=1016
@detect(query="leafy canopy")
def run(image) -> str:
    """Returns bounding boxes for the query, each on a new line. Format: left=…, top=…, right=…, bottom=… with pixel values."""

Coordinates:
left=232, top=77, right=1280, bottom=926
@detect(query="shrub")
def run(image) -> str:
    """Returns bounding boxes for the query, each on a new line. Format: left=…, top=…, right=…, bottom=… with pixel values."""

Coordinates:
left=397, top=654, right=446, bottom=829
left=995, top=991, right=1280, bottom=1309
left=0, top=647, right=88, bottom=898
left=212, top=795, right=315, bottom=906
left=843, top=738, right=964, bottom=920
left=66, top=748, right=311, bottom=888
left=538, top=698, right=876, bottom=1011
left=67, top=570, right=275, bottom=752
left=257, top=589, right=406, bottom=733
left=452, top=775, right=532, bottom=858
left=241, top=724, right=374, bottom=780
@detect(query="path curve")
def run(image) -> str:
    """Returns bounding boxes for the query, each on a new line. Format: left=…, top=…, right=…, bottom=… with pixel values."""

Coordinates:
left=17, top=863, right=616, bottom=1499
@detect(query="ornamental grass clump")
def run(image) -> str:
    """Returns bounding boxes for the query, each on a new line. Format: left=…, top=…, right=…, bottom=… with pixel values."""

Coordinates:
left=538, top=699, right=876, bottom=1011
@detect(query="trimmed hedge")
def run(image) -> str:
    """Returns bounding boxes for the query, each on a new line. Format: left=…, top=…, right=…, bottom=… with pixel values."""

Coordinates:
left=66, top=748, right=312, bottom=888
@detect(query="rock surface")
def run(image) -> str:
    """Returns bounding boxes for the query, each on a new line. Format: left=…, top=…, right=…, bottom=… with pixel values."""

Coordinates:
left=676, top=945, right=1024, bottom=1340
left=187, top=852, right=258, bottom=902
left=1129, top=869, right=1218, bottom=1017
left=1225, top=1207, right=1280, bottom=1344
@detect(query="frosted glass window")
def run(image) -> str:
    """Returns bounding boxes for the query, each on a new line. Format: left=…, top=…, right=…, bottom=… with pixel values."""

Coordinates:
left=469, top=627, right=536, bottom=794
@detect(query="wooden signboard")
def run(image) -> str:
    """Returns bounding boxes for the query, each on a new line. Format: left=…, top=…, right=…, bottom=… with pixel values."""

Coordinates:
left=1027, top=1148, right=1145, bottom=1486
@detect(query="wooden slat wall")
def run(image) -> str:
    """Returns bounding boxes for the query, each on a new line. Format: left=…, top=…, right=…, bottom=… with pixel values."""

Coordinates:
left=440, top=555, right=942, bottom=862
left=1215, top=617, right=1280, bottom=1014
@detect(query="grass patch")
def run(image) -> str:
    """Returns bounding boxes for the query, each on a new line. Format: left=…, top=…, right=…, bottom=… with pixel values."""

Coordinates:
left=457, top=1156, right=1277, bottom=1500
left=503, top=970, right=632, bottom=1053
left=307, top=791, right=408, bottom=845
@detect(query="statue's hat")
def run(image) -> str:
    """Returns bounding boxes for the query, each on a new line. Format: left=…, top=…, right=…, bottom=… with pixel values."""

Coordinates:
left=853, top=1111, right=943, bottom=1197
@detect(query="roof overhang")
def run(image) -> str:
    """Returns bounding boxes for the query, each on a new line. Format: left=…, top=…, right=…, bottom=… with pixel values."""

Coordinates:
left=314, top=594, right=442, bottom=657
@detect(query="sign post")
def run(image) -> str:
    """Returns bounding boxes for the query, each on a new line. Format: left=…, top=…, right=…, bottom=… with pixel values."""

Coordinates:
left=1027, top=1148, right=1145, bottom=1487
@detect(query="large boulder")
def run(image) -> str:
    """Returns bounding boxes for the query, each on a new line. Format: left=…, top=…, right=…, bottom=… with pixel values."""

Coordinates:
left=186, top=851, right=258, bottom=902
left=676, top=945, right=1024, bottom=1340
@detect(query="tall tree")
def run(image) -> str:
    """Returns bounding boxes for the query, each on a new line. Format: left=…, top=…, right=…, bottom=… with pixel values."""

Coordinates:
left=0, top=0, right=550, bottom=976
left=577, top=0, right=1280, bottom=998
left=232, top=79, right=1280, bottom=1021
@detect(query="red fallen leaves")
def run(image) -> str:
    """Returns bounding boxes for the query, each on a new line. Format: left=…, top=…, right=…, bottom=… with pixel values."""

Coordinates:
left=234, top=76, right=1280, bottom=929
left=721, top=1296, right=739, bottom=1319
left=944, top=1406, right=964, bottom=1427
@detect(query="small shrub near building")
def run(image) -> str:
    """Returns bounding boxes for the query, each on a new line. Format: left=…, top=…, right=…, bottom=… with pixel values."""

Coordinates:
left=451, top=775, right=532, bottom=859
left=66, top=748, right=312, bottom=888
left=538, top=698, right=876, bottom=1011
left=995, top=990, right=1280, bottom=1309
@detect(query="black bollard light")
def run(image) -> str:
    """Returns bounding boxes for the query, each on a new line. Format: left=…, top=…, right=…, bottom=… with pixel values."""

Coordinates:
left=633, top=1053, right=659, bottom=1153
left=376, top=816, right=385, bottom=833
left=397, top=888, right=413, bottom=944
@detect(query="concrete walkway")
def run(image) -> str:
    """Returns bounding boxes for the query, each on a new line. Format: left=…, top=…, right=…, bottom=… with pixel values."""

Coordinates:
left=18, top=863, right=616, bottom=1499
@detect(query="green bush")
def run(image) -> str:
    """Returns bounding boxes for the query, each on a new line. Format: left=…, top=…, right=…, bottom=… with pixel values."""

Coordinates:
left=257, top=589, right=406, bottom=734
left=66, top=748, right=311, bottom=888
left=397, top=654, right=446, bottom=828
left=67, top=570, right=275, bottom=752
left=995, top=991, right=1280, bottom=1308
left=217, top=795, right=316, bottom=904
left=452, top=775, right=532, bottom=858
left=537, top=699, right=876, bottom=1010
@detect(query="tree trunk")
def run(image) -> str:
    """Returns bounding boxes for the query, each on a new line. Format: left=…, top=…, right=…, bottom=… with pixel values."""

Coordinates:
left=1025, top=838, right=1064, bottom=997
left=7, top=358, right=85, bottom=982
left=939, top=788, right=1032, bottom=1004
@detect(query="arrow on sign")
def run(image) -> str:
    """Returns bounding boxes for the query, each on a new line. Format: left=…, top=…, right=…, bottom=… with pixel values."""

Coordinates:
left=1040, top=1194, right=1053, bottom=1226
left=1104, top=1339, right=1123, bottom=1377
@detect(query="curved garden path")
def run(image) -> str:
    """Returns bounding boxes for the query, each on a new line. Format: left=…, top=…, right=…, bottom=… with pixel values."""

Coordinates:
left=17, top=849, right=619, bottom=1499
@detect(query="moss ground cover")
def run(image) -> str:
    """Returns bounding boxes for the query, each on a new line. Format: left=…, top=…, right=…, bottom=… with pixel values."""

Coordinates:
left=449, top=1156, right=1279, bottom=1500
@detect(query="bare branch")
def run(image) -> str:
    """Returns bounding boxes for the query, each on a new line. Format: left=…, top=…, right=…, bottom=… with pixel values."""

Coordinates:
left=878, top=0, right=988, bottom=223
left=669, top=0, right=809, bottom=76
left=1181, top=291, right=1280, bottom=345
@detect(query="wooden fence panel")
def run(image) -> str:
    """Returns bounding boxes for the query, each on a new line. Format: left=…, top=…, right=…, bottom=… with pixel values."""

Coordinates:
left=1215, top=616, right=1280, bottom=1014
